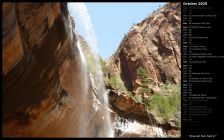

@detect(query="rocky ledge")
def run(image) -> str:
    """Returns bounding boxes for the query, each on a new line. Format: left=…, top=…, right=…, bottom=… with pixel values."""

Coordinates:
left=107, top=88, right=180, bottom=132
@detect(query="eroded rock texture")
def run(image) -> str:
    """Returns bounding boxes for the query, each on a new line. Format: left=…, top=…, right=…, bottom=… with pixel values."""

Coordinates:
left=107, top=3, right=181, bottom=91
left=108, top=90, right=159, bottom=126
left=2, top=3, right=107, bottom=137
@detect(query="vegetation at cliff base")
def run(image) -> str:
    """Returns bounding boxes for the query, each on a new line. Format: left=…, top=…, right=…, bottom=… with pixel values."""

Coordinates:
left=145, top=83, right=181, bottom=121
left=133, top=94, right=143, bottom=103
left=105, top=75, right=127, bottom=93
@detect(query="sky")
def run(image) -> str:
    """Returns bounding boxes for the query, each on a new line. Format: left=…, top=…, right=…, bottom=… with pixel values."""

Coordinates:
left=72, top=2, right=166, bottom=59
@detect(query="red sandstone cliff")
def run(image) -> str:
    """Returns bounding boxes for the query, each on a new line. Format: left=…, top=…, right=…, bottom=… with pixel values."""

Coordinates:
left=2, top=3, right=106, bottom=137
left=2, top=2, right=181, bottom=137
left=107, top=3, right=181, bottom=91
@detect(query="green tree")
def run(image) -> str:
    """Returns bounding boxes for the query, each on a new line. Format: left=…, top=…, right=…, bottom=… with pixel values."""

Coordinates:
left=137, top=67, right=151, bottom=94
left=145, top=83, right=181, bottom=121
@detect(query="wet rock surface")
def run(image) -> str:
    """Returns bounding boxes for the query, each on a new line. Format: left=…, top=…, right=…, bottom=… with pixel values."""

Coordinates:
left=3, top=3, right=73, bottom=136
left=3, top=3, right=110, bottom=137
left=108, top=89, right=180, bottom=133
left=3, top=2, right=181, bottom=138
left=105, top=3, right=181, bottom=137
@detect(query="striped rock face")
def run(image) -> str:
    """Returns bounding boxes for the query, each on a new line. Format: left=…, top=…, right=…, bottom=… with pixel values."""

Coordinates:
left=3, top=3, right=88, bottom=137
left=107, top=3, right=181, bottom=91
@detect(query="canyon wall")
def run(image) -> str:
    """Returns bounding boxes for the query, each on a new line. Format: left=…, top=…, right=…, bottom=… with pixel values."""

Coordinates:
left=107, top=3, right=181, bottom=91
left=105, top=3, right=181, bottom=137
left=2, top=3, right=105, bottom=137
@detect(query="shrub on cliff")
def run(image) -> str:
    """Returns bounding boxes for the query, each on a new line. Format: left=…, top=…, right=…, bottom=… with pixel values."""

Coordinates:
left=137, top=67, right=151, bottom=95
left=146, top=83, right=180, bottom=121
left=105, top=75, right=127, bottom=93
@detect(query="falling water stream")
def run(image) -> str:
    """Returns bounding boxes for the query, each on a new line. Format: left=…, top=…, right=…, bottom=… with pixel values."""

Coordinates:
left=114, top=116, right=166, bottom=137
left=67, top=2, right=168, bottom=138
left=68, top=3, right=114, bottom=137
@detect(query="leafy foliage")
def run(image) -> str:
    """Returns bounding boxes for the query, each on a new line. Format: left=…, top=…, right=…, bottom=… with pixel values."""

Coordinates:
left=133, top=94, right=143, bottom=103
left=145, top=83, right=181, bottom=121
left=105, top=75, right=127, bottom=93
left=137, top=67, right=151, bottom=95
left=137, top=67, right=149, bottom=85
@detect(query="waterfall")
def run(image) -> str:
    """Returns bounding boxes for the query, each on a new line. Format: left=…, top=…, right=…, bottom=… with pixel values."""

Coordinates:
left=114, top=116, right=167, bottom=137
left=68, top=3, right=114, bottom=137
left=68, top=13, right=90, bottom=137
left=67, top=3, right=166, bottom=138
